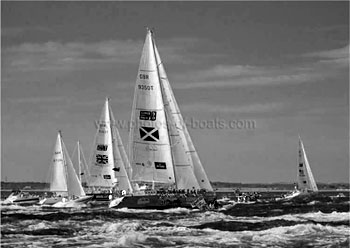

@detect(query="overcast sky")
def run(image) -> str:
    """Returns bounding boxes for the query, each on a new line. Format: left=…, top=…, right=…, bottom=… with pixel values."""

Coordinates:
left=2, top=2, right=349, bottom=183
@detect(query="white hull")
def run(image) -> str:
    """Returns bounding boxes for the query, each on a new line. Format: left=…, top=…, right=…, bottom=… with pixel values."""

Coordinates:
left=275, top=190, right=303, bottom=201
left=51, top=195, right=93, bottom=208
left=39, top=197, right=67, bottom=206
left=3, top=193, right=40, bottom=205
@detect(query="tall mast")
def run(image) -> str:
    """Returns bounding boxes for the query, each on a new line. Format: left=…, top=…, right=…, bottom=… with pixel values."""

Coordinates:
left=77, top=140, right=81, bottom=182
left=59, top=130, right=68, bottom=191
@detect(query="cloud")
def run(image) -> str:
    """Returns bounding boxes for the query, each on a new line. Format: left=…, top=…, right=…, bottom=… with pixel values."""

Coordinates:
left=1, top=26, right=52, bottom=38
left=182, top=102, right=285, bottom=115
left=2, top=40, right=143, bottom=72
left=172, top=45, right=349, bottom=90
left=2, top=37, right=206, bottom=73
left=173, top=67, right=331, bottom=89
left=303, top=45, right=349, bottom=59
left=7, top=96, right=66, bottom=104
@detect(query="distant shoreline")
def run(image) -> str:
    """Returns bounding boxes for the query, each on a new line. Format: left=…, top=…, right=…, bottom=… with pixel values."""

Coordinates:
left=1, top=181, right=349, bottom=191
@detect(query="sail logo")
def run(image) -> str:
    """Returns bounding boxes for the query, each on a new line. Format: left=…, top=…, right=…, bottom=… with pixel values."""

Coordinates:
left=97, top=144, right=108, bottom=151
left=96, top=154, right=108, bottom=164
left=139, top=111, right=157, bottom=121
left=139, top=126, right=159, bottom=142
left=155, top=162, right=167, bottom=169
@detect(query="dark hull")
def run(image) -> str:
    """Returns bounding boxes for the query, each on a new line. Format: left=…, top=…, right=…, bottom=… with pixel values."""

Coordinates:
left=86, top=193, right=112, bottom=201
left=110, top=192, right=216, bottom=210
left=13, top=197, right=40, bottom=205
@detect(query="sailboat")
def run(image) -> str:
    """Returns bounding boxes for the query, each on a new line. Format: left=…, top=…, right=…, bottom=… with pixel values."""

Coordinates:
left=40, top=131, right=90, bottom=206
left=109, top=28, right=215, bottom=209
left=276, top=136, right=318, bottom=201
left=85, top=98, right=133, bottom=205
left=71, top=140, right=89, bottom=186
left=3, top=189, right=40, bottom=206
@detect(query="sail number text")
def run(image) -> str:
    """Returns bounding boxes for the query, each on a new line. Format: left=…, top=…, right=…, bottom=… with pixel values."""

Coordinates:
left=138, top=85, right=153, bottom=90
left=139, top=74, right=149, bottom=79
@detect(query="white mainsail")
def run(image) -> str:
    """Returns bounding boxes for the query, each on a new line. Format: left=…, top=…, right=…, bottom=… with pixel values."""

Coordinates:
left=297, top=136, right=318, bottom=192
left=62, top=141, right=86, bottom=197
left=109, top=107, right=134, bottom=193
left=71, top=141, right=89, bottom=183
left=49, top=132, right=68, bottom=194
left=183, top=125, right=213, bottom=191
left=49, top=131, right=85, bottom=197
left=88, top=98, right=117, bottom=189
left=153, top=41, right=201, bottom=190
left=129, top=29, right=175, bottom=184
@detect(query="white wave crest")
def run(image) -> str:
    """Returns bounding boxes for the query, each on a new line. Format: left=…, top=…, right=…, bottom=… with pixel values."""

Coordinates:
left=202, top=211, right=350, bottom=224
left=113, top=207, right=194, bottom=214
left=116, top=232, right=147, bottom=247
left=51, top=201, right=87, bottom=209
left=297, top=211, right=350, bottom=222
left=100, top=221, right=143, bottom=234
left=26, top=221, right=52, bottom=231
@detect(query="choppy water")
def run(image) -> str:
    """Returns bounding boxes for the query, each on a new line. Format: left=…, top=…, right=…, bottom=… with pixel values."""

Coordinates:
left=1, top=196, right=349, bottom=247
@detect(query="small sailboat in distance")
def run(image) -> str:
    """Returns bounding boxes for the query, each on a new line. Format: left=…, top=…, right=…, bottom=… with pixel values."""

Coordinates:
left=71, top=140, right=89, bottom=186
left=3, top=189, right=40, bottom=206
left=276, top=136, right=318, bottom=201
left=40, top=131, right=90, bottom=206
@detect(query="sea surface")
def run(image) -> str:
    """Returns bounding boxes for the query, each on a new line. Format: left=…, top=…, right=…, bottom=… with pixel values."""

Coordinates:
left=1, top=193, right=349, bottom=248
